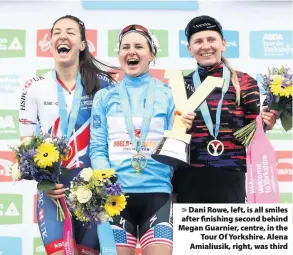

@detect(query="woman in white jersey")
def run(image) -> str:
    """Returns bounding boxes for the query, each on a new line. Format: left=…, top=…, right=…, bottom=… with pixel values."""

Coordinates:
left=90, top=24, right=195, bottom=255
left=19, top=15, right=114, bottom=255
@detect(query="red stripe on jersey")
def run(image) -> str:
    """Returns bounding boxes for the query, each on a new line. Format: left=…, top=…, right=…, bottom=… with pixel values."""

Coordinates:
left=45, top=239, right=76, bottom=255
left=57, top=76, right=76, bottom=93
left=52, top=118, right=60, bottom=137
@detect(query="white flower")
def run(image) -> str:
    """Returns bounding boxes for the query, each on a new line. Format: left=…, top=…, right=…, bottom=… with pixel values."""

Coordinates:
left=43, top=138, right=54, bottom=144
left=80, top=168, right=93, bottom=182
left=270, top=74, right=283, bottom=81
left=76, top=187, right=92, bottom=203
left=98, top=211, right=112, bottom=223
left=53, top=137, right=59, bottom=143
left=11, top=163, right=21, bottom=181
left=21, top=137, right=31, bottom=146
left=68, top=192, right=76, bottom=201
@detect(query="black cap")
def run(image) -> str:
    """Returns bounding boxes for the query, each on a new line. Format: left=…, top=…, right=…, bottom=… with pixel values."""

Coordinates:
left=185, top=15, right=224, bottom=42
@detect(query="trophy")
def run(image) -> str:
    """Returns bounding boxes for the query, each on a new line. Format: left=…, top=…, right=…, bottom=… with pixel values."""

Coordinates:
left=151, top=70, right=224, bottom=167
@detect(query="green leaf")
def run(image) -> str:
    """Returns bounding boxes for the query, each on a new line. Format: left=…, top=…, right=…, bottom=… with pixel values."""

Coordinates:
left=280, top=111, right=292, bottom=131
left=269, top=102, right=281, bottom=111
left=37, top=180, right=55, bottom=192
left=38, top=169, right=52, bottom=176
left=61, top=168, right=72, bottom=178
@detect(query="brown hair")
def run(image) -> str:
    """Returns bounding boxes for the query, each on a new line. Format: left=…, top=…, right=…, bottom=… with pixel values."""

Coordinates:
left=51, top=15, right=116, bottom=95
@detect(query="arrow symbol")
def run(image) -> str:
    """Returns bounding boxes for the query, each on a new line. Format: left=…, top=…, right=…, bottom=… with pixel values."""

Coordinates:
left=182, top=208, right=187, bottom=213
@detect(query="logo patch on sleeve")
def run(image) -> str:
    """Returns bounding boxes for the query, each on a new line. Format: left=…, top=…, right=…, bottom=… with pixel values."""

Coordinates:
left=93, top=114, right=101, bottom=128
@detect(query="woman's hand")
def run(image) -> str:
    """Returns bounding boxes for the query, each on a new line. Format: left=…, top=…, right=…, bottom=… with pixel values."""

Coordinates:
left=261, top=106, right=280, bottom=131
left=174, top=110, right=196, bottom=131
left=182, top=112, right=196, bottom=130
left=46, top=184, right=66, bottom=199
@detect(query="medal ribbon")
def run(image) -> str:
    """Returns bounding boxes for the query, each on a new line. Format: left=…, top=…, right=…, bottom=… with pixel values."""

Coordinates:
left=53, top=70, right=83, bottom=139
left=192, top=64, right=230, bottom=139
left=119, top=77, right=156, bottom=153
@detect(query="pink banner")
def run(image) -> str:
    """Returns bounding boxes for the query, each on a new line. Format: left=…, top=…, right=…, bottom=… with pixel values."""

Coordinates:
left=246, top=115, right=280, bottom=203
left=60, top=197, right=75, bottom=255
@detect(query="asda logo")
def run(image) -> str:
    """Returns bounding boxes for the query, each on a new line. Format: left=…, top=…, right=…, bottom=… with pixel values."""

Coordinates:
left=250, top=30, right=292, bottom=59
left=108, top=29, right=168, bottom=58
left=0, top=194, right=22, bottom=224
left=33, top=237, right=46, bottom=255
left=0, top=110, right=19, bottom=140
left=0, top=30, right=26, bottom=58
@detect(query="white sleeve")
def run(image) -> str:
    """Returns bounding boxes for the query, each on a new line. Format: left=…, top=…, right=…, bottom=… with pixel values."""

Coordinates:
left=19, top=79, right=38, bottom=137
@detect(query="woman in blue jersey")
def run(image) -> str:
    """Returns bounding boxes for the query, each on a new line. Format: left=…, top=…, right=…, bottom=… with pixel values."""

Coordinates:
left=19, top=15, right=114, bottom=255
left=90, top=24, right=194, bottom=255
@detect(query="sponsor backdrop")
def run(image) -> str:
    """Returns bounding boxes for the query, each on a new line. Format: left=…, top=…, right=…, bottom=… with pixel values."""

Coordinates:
left=0, top=1, right=292, bottom=254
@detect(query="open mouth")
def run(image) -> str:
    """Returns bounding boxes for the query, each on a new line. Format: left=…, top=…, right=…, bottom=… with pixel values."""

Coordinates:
left=127, top=59, right=139, bottom=66
left=57, top=44, right=71, bottom=55
left=201, top=52, right=214, bottom=57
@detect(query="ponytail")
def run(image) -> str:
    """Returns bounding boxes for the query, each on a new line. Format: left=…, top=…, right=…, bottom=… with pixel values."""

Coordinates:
left=221, top=56, right=240, bottom=105
left=79, top=48, right=117, bottom=95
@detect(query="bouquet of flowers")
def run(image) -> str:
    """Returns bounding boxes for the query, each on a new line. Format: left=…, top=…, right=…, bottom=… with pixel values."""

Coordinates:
left=68, top=167, right=126, bottom=224
left=10, top=134, right=70, bottom=221
left=234, top=66, right=292, bottom=146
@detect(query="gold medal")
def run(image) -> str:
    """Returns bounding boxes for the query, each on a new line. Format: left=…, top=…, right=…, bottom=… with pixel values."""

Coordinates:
left=131, top=152, right=148, bottom=174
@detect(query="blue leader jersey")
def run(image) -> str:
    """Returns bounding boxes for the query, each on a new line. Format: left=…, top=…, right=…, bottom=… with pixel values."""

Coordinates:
left=90, top=72, right=175, bottom=194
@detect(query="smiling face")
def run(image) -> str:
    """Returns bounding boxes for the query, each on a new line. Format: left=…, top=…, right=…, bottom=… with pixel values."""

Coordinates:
left=50, top=18, right=85, bottom=67
left=119, top=32, right=154, bottom=77
left=188, top=30, right=226, bottom=66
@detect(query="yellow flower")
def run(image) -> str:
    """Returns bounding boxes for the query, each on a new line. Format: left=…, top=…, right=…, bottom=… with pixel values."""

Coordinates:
left=80, top=168, right=93, bottom=182
left=34, top=143, right=59, bottom=168
left=94, top=169, right=116, bottom=180
left=270, top=75, right=292, bottom=98
left=104, top=195, right=127, bottom=217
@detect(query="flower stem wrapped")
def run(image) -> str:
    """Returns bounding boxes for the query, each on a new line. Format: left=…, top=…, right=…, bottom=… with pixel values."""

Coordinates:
left=10, top=134, right=71, bottom=221
left=234, top=66, right=292, bottom=146
left=67, top=168, right=127, bottom=224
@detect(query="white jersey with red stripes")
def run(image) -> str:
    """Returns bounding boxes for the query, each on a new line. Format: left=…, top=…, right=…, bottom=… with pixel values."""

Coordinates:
left=19, top=71, right=74, bottom=138
left=19, top=70, right=110, bottom=176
